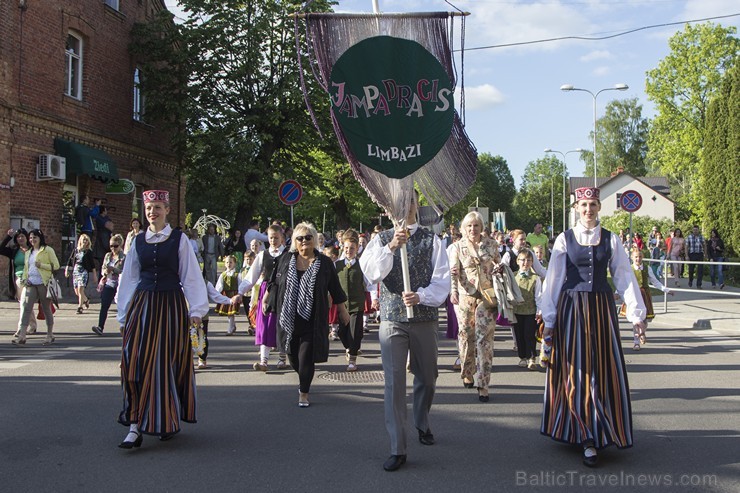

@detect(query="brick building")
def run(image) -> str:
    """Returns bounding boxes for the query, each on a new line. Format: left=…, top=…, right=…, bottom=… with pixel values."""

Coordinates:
left=0, top=0, right=184, bottom=298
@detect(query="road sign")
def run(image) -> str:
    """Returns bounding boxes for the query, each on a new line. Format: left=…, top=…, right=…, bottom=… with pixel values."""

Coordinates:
left=278, top=180, right=303, bottom=206
left=620, top=189, right=642, bottom=213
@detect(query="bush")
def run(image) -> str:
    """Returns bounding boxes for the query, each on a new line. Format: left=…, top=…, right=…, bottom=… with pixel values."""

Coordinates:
left=599, top=210, right=676, bottom=238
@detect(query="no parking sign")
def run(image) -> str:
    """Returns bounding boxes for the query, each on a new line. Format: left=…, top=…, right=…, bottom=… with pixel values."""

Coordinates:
left=620, top=190, right=642, bottom=213
left=278, top=180, right=303, bottom=206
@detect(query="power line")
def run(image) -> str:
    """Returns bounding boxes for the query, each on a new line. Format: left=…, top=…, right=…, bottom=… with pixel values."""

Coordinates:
left=462, top=12, right=740, bottom=51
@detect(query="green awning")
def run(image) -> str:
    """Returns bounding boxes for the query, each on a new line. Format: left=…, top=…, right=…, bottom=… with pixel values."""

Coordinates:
left=54, top=138, right=119, bottom=183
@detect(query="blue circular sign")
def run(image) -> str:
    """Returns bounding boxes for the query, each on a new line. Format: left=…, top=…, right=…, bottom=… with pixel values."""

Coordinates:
left=620, top=189, right=642, bottom=212
left=278, top=180, right=303, bottom=206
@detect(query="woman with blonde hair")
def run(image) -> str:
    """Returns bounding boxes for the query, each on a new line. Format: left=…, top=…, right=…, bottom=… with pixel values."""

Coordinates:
left=264, top=222, right=349, bottom=407
left=66, top=233, right=95, bottom=314
left=92, top=233, right=126, bottom=335
left=449, top=211, right=501, bottom=402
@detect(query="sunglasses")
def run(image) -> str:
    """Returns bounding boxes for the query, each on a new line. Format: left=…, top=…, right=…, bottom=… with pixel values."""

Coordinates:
left=295, top=235, right=313, bottom=243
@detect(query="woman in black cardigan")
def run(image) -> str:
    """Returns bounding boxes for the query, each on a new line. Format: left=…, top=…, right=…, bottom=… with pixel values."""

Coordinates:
left=266, top=222, right=349, bottom=407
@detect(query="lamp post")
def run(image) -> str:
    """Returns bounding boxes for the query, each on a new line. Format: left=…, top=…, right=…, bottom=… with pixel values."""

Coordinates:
left=538, top=174, right=554, bottom=239
left=544, top=148, right=583, bottom=232
left=560, top=83, right=628, bottom=187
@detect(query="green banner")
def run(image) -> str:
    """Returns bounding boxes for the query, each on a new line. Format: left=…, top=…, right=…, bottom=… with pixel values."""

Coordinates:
left=105, top=178, right=135, bottom=195
left=330, top=36, right=454, bottom=179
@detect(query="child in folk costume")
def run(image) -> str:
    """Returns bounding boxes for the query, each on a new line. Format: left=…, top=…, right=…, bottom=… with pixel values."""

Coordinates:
left=241, top=250, right=257, bottom=335
left=324, top=245, right=341, bottom=341
left=334, top=229, right=374, bottom=371
left=234, top=224, right=286, bottom=371
left=532, top=244, right=548, bottom=269
left=512, top=249, right=542, bottom=370
left=216, top=255, right=241, bottom=335
left=197, top=281, right=236, bottom=369
left=619, top=248, right=673, bottom=351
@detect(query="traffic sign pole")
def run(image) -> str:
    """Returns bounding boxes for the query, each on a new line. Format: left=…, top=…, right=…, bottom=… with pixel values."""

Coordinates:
left=619, top=190, right=642, bottom=254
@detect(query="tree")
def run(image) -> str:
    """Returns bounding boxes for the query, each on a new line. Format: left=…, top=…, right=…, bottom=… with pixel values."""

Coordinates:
left=702, top=63, right=740, bottom=255
left=579, top=98, right=650, bottom=178
left=129, top=0, right=337, bottom=230
left=645, top=22, right=739, bottom=221
left=444, top=153, right=516, bottom=227
left=511, top=155, right=568, bottom=235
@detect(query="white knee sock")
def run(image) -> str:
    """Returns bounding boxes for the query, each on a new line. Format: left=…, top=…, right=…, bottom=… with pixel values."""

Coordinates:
left=259, top=345, right=270, bottom=363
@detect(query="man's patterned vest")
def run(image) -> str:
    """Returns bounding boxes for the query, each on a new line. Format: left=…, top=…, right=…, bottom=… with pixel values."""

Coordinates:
left=378, top=228, right=437, bottom=323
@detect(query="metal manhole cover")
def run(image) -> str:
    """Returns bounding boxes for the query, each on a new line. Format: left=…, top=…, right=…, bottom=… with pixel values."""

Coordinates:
left=319, top=370, right=385, bottom=383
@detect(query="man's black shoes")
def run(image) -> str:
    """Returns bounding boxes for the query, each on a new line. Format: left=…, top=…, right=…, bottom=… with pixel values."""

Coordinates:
left=383, top=454, right=407, bottom=471
left=417, top=428, right=435, bottom=446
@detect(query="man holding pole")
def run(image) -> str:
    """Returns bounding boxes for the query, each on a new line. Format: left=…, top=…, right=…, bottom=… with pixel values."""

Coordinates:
left=360, top=191, right=450, bottom=472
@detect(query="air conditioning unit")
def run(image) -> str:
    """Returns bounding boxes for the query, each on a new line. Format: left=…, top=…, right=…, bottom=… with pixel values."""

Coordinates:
left=37, top=154, right=66, bottom=181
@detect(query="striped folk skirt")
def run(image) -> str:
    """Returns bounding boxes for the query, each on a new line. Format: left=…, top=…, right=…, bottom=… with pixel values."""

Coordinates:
left=541, top=289, right=633, bottom=450
left=119, top=289, right=196, bottom=436
left=254, top=282, right=277, bottom=347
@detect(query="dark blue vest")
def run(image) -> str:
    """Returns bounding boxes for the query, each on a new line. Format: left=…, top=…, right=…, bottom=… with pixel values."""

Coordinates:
left=563, top=228, right=612, bottom=292
left=136, top=229, right=182, bottom=292
left=378, top=227, right=437, bottom=322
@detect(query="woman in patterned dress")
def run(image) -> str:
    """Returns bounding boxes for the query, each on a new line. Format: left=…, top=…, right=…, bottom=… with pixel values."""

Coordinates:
left=540, top=187, right=646, bottom=467
left=65, top=234, right=95, bottom=314
left=115, top=190, right=208, bottom=449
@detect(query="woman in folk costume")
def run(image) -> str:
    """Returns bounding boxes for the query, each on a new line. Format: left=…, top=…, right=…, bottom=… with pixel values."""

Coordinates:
left=215, top=255, right=241, bottom=335
left=116, top=190, right=208, bottom=449
left=540, top=187, right=646, bottom=467
left=619, top=248, right=673, bottom=351
left=235, top=224, right=287, bottom=371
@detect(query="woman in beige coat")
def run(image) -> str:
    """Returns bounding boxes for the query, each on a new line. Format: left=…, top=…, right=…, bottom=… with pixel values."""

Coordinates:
left=449, top=211, right=501, bottom=402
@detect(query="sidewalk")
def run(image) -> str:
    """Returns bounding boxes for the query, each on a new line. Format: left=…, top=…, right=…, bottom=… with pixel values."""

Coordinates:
left=648, top=284, right=740, bottom=336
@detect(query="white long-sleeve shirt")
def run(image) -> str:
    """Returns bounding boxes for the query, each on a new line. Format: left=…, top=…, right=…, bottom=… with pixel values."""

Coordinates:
left=117, top=225, right=209, bottom=325
left=501, top=249, right=547, bottom=280
left=540, top=221, right=646, bottom=327
left=360, top=223, right=450, bottom=308
left=206, top=281, right=232, bottom=305
left=237, top=245, right=285, bottom=295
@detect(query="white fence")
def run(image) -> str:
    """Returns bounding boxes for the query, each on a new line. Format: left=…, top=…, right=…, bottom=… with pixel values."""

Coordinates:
left=643, top=258, right=740, bottom=313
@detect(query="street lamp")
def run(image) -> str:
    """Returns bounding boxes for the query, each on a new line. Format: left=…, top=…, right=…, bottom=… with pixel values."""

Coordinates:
left=538, top=174, right=554, bottom=239
left=560, top=83, right=629, bottom=187
left=545, top=147, right=583, bottom=232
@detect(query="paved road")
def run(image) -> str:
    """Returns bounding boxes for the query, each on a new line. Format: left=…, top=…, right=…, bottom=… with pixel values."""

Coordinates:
left=0, top=290, right=738, bottom=492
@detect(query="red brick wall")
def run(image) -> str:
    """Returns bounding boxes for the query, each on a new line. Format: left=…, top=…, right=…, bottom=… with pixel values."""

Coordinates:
left=0, top=0, right=183, bottom=298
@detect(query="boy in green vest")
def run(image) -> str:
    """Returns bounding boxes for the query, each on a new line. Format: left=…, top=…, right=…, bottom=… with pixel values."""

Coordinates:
left=513, top=249, right=542, bottom=370
left=335, top=229, right=372, bottom=371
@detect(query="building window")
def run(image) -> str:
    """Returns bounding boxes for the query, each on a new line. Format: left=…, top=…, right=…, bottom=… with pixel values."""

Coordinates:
left=104, top=0, right=120, bottom=10
left=65, top=33, right=83, bottom=99
left=616, top=192, right=622, bottom=209
left=133, top=67, right=145, bottom=121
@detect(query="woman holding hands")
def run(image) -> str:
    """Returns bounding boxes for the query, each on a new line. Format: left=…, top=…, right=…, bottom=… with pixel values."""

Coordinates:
left=539, top=187, right=646, bottom=467
left=264, top=222, right=349, bottom=407
left=116, top=190, right=208, bottom=448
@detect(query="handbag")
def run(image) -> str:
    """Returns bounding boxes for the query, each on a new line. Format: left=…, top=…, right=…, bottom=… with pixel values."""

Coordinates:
left=97, top=276, right=107, bottom=293
left=46, top=276, right=61, bottom=308
left=476, top=263, right=497, bottom=309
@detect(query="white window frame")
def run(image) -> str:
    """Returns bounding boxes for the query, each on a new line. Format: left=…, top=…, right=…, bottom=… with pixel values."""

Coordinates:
left=133, top=67, right=145, bottom=121
left=104, top=0, right=120, bottom=10
left=65, top=32, right=83, bottom=100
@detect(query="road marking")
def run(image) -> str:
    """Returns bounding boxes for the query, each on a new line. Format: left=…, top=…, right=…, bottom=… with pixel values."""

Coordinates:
left=0, top=346, right=93, bottom=372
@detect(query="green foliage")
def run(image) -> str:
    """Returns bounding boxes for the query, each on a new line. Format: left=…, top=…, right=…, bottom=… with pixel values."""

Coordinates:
left=444, top=153, right=516, bottom=227
left=702, top=63, right=740, bottom=256
left=509, top=155, right=568, bottom=234
left=645, top=22, right=739, bottom=222
left=129, top=0, right=337, bottom=230
left=598, top=210, right=676, bottom=238
left=579, top=98, right=650, bottom=177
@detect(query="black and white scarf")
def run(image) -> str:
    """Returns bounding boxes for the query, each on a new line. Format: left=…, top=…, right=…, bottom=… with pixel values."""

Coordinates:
left=280, top=252, right=321, bottom=351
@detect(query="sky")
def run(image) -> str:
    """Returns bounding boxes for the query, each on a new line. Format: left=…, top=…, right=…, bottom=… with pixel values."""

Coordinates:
left=163, top=0, right=739, bottom=189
